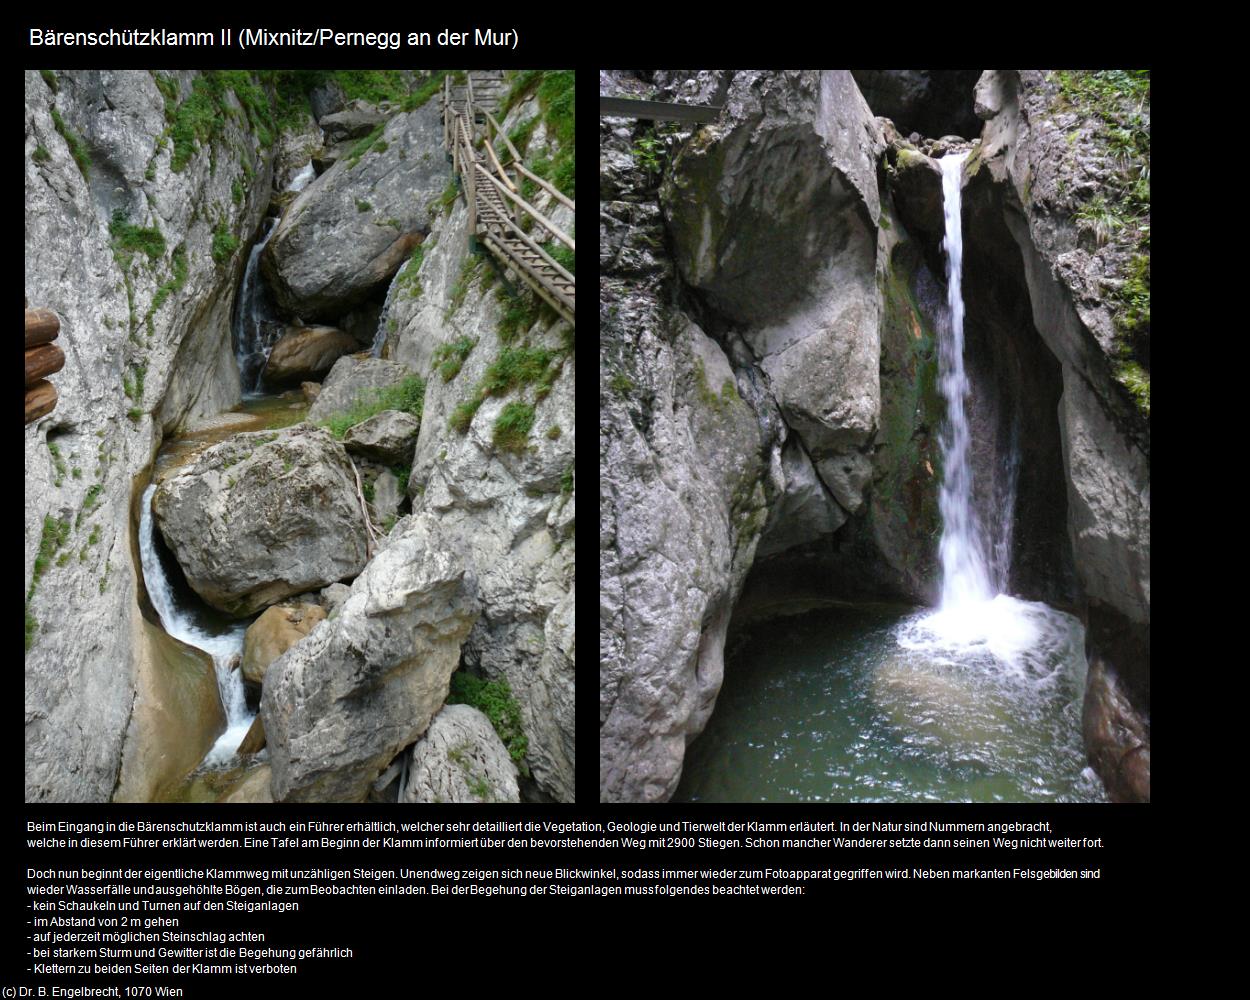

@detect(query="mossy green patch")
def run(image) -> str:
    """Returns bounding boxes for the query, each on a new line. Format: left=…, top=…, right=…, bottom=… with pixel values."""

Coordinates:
left=447, top=673, right=529, bottom=765
left=492, top=401, right=535, bottom=452
left=50, top=106, right=90, bottom=179
left=432, top=336, right=476, bottom=381
left=320, top=376, right=426, bottom=440
left=211, top=223, right=239, bottom=263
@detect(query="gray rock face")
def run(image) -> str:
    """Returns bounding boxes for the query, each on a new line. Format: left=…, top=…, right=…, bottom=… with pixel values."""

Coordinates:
left=365, top=79, right=576, bottom=803
left=319, top=101, right=388, bottom=143
left=24, top=70, right=269, bottom=801
left=262, top=515, right=480, bottom=802
left=306, top=356, right=412, bottom=422
left=370, top=469, right=403, bottom=527
left=758, top=438, right=845, bottom=559
left=153, top=425, right=368, bottom=616
left=261, top=326, right=359, bottom=385
left=344, top=410, right=420, bottom=464
left=401, top=703, right=520, bottom=803
left=261, top=102, right=448, bottom=319
left=967, top=70, right=1150, bottom=799
left=662, top=69, right=883, bottom=516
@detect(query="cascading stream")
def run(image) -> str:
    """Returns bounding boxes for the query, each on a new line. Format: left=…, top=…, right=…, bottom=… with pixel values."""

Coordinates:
left=139, top=484, right=253, bottom=767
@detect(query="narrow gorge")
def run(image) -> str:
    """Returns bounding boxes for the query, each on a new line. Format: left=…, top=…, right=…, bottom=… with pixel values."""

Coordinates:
left=25, top=68, right=575, bottom=804
left=600, top=70, right=1149, bottom=803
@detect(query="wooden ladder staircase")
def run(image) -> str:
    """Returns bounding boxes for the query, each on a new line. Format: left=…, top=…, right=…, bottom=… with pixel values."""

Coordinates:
left=443, top=71, right=575, bottom=326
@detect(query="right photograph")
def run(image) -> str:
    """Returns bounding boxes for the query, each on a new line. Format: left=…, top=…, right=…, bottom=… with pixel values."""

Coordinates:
left=599, top=70, right=1149, bottom=805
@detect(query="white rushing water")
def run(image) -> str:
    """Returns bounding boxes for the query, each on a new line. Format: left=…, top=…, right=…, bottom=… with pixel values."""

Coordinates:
left=894, top=153, right=1089, bottom=695
left=139, top=484, right=253, bottom=766
left=287, top=161, right=316, bottom=193
left=935, top=152, right=993, bottom=611
left=232, top=218, right=279, bottom=396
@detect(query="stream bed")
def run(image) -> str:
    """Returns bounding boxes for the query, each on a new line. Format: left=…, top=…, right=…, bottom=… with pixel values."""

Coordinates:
left=673, top=601, right=1107, bottom=803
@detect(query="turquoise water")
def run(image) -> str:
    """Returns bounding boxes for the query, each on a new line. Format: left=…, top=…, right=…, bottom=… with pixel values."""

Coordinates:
left=673, top=603, right=1106, bottom=803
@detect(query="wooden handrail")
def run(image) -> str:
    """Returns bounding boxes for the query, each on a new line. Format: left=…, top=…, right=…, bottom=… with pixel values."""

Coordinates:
left=512, top=160, right=575, bottom=213
left=474, top=163, right=574, bottom=251
left=487, top=209, right=575, bottom=288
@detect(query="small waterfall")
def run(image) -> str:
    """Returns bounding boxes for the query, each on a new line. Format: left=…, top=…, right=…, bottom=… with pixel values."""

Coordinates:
left=370, top=271, right=400, bottom=358
left=287, top=161, right=315, bottom=193
left=232, top=219, right=280, bottom=396
left=894, top=152, right=1085, bottom=694
left=139, top=484, right=253, bottom=766
left=935, top=152, right=993, bottom=611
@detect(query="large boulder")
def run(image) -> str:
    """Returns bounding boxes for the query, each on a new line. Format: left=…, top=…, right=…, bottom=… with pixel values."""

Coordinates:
left=261, top=515, right=480, bottom=802
left=661, top=70, right=884, bottom=513
left=343, top=410, right=420, bottom=464
left=319, top=100, right=388, bottom=143
left=153, top=425, right=368, bottom=616
left=400, top=703, right=520, bottom=803
left=241, top=603, right=327, bottom=685
left=261, top=326, right=359, bottom=385
left=307, top=356, right=412, bottom=422
left=261, top=101, right=449, bottom=320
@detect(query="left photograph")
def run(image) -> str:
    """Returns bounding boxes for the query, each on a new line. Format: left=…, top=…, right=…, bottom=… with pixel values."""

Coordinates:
left=24, top=69, right=575, bottom=804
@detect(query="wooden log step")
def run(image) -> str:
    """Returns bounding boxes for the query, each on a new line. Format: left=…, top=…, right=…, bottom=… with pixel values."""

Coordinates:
left=25, top=308, right=60, bottom=347
left=25, top=343, right=65, bottom=385
left=25, top=379, right=57, bottom=424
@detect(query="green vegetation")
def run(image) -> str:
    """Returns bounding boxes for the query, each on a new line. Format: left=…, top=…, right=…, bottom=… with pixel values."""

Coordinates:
left=356, top=199, right=373, bottom=213
left=392, top=465, right=411, bottom=495
left=541, top=241, right=575, bottom=275
left=50, top=105, right=90, bottom=178
left=47, top=442, right=67, bottom=487
left=545, top=425, right=561, bottom=440
left=493, top=401, right=535, bottom=452
left=400, top=70, right=449, bottom=112
left=633, top=132, right=664, bottom=174
left=108, top=210, right=166, bottom=268
left=1074, top=195, right=1124, bottom=247
left=396, top=244, right=424, bottom=299
left=447, top=672, right=529, bottom=765
left=610, top=372, right=634, bottom=395
left=211, top=222, right=239, bottom=263
left=498, top=70, right=575, bottom=197
left=346, top=124, right=387, bottom=169
left=362, top=479, right=375, bottom=504
left=231, top=178, right=244, bottom=204
left=1051, top=70, right=1150, bottom=419
left=320, top=376, right=426, bottom=439
left=127, top=407, right=143, bottom=422
left=153, top=73, right=179, bottom=115
left=330, top=70, right=409, bottom=105
left=150, top=244, right=188, bottom=313
left=448, top=397, right=483, bottom=434
left=496, top=286, right=544, bottom=343
left=560, top=463, right=574, bottom=495
left=436, top=179, right=459, bottom=217
left=693, top=358, right=740, bottom=412
left=481, top=346, right=555, bottom=395
left=31, top=145, right=51, bottom=164
left=27, top=513, right=72, bottom=634
left=432, top=336, right=476, bottom=381
left=40, top=69, right=59, bottom=93
left=446, top=254, right=485, bottom=318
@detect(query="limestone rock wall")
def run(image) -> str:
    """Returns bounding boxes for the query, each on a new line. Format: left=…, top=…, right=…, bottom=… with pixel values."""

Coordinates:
left=24, top=69, right=271, bottom=801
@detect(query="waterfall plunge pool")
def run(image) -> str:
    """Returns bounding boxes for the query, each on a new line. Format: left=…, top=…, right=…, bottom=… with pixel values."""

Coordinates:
left=672, top=601, right=1107, bottom=803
